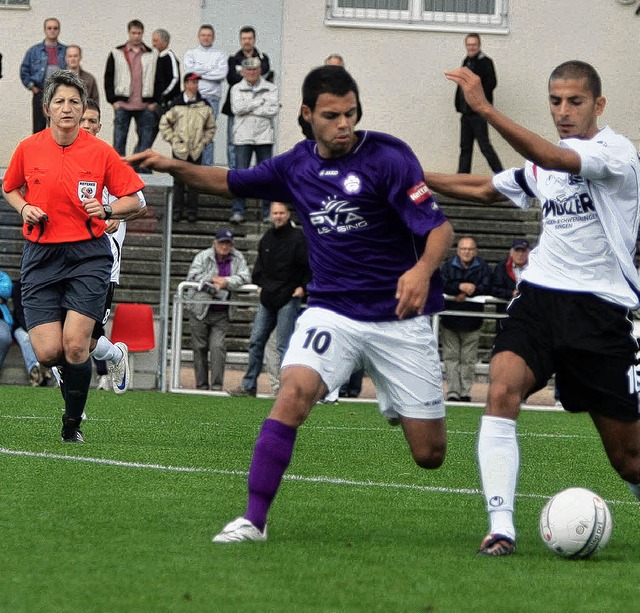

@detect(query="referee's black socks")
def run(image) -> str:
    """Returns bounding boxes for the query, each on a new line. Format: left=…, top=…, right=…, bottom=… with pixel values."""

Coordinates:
left=62, top=358, right=92, bottom=419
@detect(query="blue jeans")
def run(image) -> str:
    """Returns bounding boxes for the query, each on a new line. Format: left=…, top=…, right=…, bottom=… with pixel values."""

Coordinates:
left=14, top=327, right=38, bottom=372
left=226, top=115, right=236, bottom=169
left=0, top=320, right=12, bottom=369
left=241, top=298, right=301, bottom=391
left=201, top=98, right=219, bottom=166
left=113, top=107, right=157, bottom=157
left=232, top=144, right=273, bottom=217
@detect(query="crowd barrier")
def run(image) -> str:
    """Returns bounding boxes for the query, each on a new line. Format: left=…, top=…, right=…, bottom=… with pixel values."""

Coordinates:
left=168, top=288, right=509, bottom=394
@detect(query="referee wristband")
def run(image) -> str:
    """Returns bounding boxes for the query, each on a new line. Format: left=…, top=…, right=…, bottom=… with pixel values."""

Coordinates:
left=20, top=203, right=30, bottom=219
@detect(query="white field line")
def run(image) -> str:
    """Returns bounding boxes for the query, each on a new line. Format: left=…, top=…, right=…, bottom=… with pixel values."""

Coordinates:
left=0, top=414, right=597, bottom=440
left=0, top=446, right=637, bottom=507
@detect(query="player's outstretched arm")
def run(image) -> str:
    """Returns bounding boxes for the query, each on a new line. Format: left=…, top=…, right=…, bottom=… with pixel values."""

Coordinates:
left=127, top=150, right=233, bottom=198
left=445, top=67, right=581, bottom=174
left=395, top=220, right=454, bottom=320
left=424, top=172, right=505, bottom=204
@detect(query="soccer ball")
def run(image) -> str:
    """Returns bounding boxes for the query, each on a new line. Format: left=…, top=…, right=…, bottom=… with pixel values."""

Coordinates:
left=539, top=487, right=612, bottom=558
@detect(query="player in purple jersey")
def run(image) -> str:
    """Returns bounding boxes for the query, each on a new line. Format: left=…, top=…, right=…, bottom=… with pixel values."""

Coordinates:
left=426, top=61, right=640, bottom=556
left=129, top=66, right=454, bottom=543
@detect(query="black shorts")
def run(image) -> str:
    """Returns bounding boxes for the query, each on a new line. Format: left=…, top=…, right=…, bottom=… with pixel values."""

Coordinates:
left=493, top=282, right=640, bottom=421
left=21, top=237, right=113, bottom=330
left=92, top=281, right=116, bottom=340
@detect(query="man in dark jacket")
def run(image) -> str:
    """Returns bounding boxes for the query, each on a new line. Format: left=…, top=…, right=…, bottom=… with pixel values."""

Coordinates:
left=220, top=26, right=272, bottom=169
left=229, top=202, right=310, bottom=397
left=440, top=236, right=491, bottom=401
left=491, top=238, right=530, bottom=304
left=454, top=33, right=503, bottom=174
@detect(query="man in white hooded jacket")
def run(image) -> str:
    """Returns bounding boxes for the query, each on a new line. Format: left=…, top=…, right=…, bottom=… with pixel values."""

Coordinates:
left=229, top=56, right=279, bottom=224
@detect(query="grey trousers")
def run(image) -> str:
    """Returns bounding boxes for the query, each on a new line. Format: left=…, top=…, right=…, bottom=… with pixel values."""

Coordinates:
left=189, top=309, right=230, bottom=389
left=441, top=326, right=481, bottom=398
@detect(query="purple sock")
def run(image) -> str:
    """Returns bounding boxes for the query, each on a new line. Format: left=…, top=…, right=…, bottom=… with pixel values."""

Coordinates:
left=245, top=418, right=297, bottom=531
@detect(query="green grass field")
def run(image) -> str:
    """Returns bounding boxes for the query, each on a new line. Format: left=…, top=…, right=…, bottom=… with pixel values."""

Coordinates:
left=1, top=386, right=639, bottom=612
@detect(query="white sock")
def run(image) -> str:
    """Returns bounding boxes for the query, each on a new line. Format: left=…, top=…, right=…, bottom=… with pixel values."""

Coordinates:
left=90, top=336, right=123, bottom=363
left=627, top=481, right=640, bottom=500
left=477, top=415, right=519, bottom=541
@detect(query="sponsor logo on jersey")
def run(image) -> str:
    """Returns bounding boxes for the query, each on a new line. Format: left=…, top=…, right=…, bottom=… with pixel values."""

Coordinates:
left=310, top=196, right=368, bottom=234
left=319, top=169, right=339, bottom=176
left=407, top=181, right=432, bottom=205
left=78, top=181, right=98, bottom=202
left=541, top=192, right=595, bottom=218
left=568, top=174, right=584, bottom=186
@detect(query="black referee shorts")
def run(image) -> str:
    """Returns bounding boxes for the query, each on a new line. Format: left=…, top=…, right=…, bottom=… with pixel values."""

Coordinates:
left=493, top=281, right=640, bottom=421
left=21, top=237, right=113, bottom=330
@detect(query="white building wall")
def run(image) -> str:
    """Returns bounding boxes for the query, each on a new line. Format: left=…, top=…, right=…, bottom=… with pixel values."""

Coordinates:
left=1, top=1, right=637, bottom=173
left=278, top=1, right=640, bottom=173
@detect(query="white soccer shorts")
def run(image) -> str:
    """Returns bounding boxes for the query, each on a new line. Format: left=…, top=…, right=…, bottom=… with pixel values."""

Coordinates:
left=282, top=307, right=445, bottom=420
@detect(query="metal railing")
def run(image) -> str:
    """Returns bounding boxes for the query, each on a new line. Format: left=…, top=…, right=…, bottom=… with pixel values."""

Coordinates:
left=169, top=281, right=259, bottom=393
left=168, top=287, right=509, bottom=394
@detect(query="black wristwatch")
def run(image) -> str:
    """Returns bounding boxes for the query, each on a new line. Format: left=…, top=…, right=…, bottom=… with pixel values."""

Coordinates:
left=102, top=204, right=113, bottom=220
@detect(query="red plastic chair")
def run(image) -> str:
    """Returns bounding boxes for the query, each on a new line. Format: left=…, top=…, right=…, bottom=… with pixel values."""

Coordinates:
left=110, top=303, right=156, bottom=388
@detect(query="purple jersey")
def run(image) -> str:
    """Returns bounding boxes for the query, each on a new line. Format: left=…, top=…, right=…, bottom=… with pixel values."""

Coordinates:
left=227, top=130, right=447, bottom=321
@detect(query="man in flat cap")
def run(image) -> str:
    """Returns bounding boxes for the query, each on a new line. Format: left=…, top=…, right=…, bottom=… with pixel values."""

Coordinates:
left=185, top=228, right=250, bottom=390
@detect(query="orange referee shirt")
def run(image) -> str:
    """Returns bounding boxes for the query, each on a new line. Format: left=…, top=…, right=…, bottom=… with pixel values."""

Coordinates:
left=3, top=128, right=145, bottom=243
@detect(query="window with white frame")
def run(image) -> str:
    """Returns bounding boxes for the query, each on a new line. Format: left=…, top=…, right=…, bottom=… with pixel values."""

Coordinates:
left=0, top=0, right=30, bottom=6
left=325, top=0, right=509, bottom=34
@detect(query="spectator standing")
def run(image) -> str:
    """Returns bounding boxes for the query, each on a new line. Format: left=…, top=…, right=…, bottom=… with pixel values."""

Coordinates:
left=229, top=57, right=279, bottom=224
left=229, top=202, right=310, bottom=397
left=186, top=229, right=251, bottom=390
left=159, top=72, right=216, bottom=223
left=454, top=33, right=503, bottom=173
left=491, top=238, right=530, bottom=303
left=65, top=45, right=99, bottom=105
left=3, top=70, right=144, bottom=442
left=20, top=17, right=67, bottom=133
left=440, top=236, right=491, bottom=402
left=104, top=20, right=158, bottom=163
left=183, top=24, right=228, bottom=166
left=221, top=26, right=272, bottom=170
left=152, top=28, right=181, bottom=112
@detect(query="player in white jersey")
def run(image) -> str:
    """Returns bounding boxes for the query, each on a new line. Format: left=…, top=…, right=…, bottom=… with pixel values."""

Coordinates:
left=425, top=60, right=640, bottom=556
left=77, top=101, right=146, bottom=393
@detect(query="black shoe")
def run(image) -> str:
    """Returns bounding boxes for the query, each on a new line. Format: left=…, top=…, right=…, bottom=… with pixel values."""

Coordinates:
left=61, top=415, right=85, bottom=443
left=460, top=396, right=472, bottom=402
left=446, top=393, right=460, bottom=401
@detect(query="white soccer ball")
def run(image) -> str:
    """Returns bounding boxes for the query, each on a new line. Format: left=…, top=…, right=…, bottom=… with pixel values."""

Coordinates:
left=539, top=487, right=612, bottom=558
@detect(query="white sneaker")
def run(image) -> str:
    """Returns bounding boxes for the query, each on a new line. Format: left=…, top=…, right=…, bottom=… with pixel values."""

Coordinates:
left=212, top=517, right=267, bottom=543
left=96, top=375, right=110, bottom=390
left=108, top=342, right=130, bottom=394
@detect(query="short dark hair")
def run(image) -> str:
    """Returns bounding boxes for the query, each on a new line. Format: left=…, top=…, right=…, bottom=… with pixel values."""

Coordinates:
left=302, top=65, right=361, bottom=114
left=465, top=32, right=480, bottom=44
left=43, top=70, right=87, bottom=109
left=549, top=60, right=602, bottom=99
left=240, top=26, right=255, bottom=37
left=128, top=19, right=144, bottom=31
left=199, top=24, right=214, bottom=34
left=85, top=98, right=101, bottom=120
